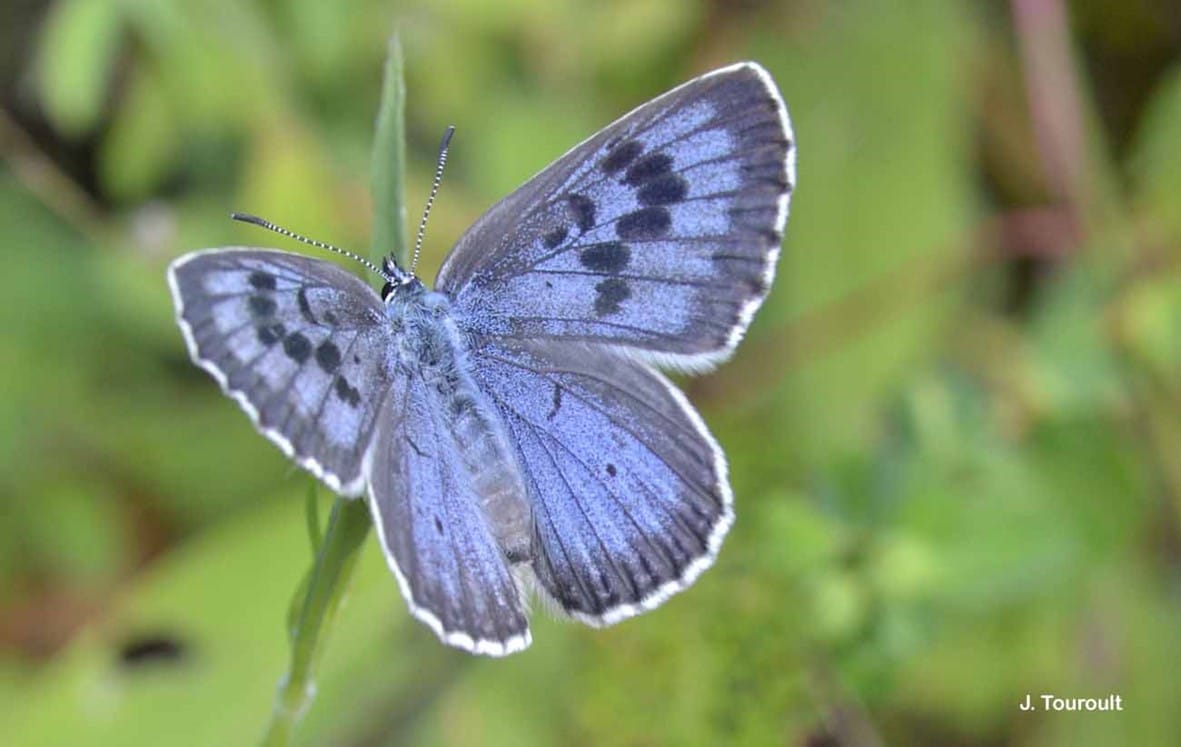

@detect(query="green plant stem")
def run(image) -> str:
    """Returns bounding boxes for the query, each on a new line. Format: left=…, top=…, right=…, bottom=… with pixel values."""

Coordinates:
left=261, top=497, right=371, bottom=746
left=261, top=31, right=403, bottom=746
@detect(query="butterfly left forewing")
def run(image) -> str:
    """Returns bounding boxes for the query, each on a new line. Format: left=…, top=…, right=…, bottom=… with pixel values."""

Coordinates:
left=437, top=62, right=794, bottom=369
left=168, top=249, right=394, bottom=494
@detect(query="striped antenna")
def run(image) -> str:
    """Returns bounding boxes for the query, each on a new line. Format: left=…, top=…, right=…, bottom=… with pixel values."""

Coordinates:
left=411, top=125, right=455, bottom=273
left=230, top=213, right=391, bottom=280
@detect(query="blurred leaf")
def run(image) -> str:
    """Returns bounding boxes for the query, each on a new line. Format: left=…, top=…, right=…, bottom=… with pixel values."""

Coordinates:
left=35, top=0, right=122, bottom=136
left=894, top=374, right=1084, bottom=611
left=3, top=496, right=415, bottom=747
left=1026, top=266, right=1125, bottom=417
left=6, top=497, right=312, bottom=746
left=238, top=118, right=347, bottom=254
left=18, top=480, right=129, bottom=584
left=120, top=0, right=284, bottom=129
left=745, top=0, right=977, bottom=468
left=98, top=63, right=179, bottom=201
left=371, top=32, right=408, bottom=269
left=284, top=0, right=352, bottom=85
left=1119, top=269, right=1181, bottom=382
left=1130, top=61, right=1181, bottom=239
left=581, top=0, right=699, bottom=74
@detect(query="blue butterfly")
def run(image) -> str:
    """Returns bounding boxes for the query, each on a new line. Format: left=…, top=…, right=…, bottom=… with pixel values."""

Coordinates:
left=167, top=62, right=795, bottom=656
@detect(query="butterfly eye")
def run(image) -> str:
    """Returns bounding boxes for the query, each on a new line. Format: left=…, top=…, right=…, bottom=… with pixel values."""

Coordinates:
left=381, top=281, right=396, bottom=300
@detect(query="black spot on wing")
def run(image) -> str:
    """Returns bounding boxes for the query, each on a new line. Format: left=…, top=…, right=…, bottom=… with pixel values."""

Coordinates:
left=543, top=226, right=568, bottom=249
left=434, top=516, right=444, bottom=534
left=315, top=340, right=341, bottom=373
left=605, top=463, right=617, bottom=477
left=249, top=295, right=276, bottom=318
left=567, top=194, right=596, bottom=234
left=248, top=271, right=276, bottom=291
left=547, top=384, right=562, bottom=420
left=335, top=375, right=361, bottom=407
left=283, top=332, right=311, bottom=363
left=594, top=278, right=631, bottom=316
left=638, top=174, right=688, bottom=206
left=257, top=322, right=286, bottom=346
left=601, top=140, right=643, bottom=174
left=623, top=152, right=672, bottom=186
left=617, top=207, right=671, bottom=240
left=579, top=242, right=631, bottom=273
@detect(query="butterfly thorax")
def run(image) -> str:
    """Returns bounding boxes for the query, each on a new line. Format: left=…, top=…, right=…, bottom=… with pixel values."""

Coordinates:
left=385, top=280, right=533, bottom=563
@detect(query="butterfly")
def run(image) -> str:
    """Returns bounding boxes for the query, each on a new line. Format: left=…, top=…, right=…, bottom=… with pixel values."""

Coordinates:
left=167, top=62, right=795, bottom=656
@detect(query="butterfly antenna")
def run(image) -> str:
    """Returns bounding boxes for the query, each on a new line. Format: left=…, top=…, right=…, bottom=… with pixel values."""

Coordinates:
left=411, top=125, right=455, bottom=274
left=230, top=213, right=390, bottom=279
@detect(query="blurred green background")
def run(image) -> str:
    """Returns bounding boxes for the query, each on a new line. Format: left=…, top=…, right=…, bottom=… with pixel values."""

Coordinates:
left=3, top=0, right=1181, bottom=744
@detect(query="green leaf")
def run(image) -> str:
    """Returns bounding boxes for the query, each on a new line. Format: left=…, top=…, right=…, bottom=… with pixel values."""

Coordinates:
left=264, top=498, right=370, bottom=745
left=1, top=496, right=408, bottom=747
left=98, top=63, right=179, bottom=200
left=370, top=32, right=408, bottom=271
left=4, top=498, right=315, bottom=747
left=35, top=0, right=123, bottom=136
left=1130, top=62, right=1181, bottom=239
left=729, top=0, right=977, bottom=469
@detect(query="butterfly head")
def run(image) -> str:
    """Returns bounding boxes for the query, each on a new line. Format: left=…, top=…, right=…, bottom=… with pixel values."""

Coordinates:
left=380, top=255, right=419, bottom=300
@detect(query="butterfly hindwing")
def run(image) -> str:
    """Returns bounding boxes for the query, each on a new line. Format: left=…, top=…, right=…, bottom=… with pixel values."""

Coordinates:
left=437, top=62, right=794, bottom=369
left=368, top=371, right=531, bottom=655
left=168, top=249, right=394, bottom=494
left=470, top=338, right=731, bottom=623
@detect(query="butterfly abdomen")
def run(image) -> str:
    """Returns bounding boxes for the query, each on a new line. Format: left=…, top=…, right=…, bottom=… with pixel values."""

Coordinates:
left=388, top=287, right=533, bottom=563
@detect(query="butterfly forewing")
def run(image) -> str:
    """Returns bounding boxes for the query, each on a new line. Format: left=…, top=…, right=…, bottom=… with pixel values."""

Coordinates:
left=437, top=62, right=794, bottom=369
left=168, top=249, right=393, bottom=494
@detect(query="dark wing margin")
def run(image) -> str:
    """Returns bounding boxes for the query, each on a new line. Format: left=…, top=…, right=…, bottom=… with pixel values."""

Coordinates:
left=469, top=339, right=732, bottom=625
left=167, top=248, right=392, bottom=495
left=367, top=374, right=531, bottom=655
left=436, top=62, right=795, bottom=370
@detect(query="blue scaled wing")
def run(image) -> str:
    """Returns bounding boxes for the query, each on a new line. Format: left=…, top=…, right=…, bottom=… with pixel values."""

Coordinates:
left=470, top=339, right=731, bottom=624
left=168, top=249, right=394, bottom=495
left=367, top=372, right=531, bottom=655
left=436, top=62, right=795, bottom=369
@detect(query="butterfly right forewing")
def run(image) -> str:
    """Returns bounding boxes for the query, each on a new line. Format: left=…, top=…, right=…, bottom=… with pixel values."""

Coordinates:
left=437, top=62, right=794, bottom=369
left=168, top=249, right=395, bottom=495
